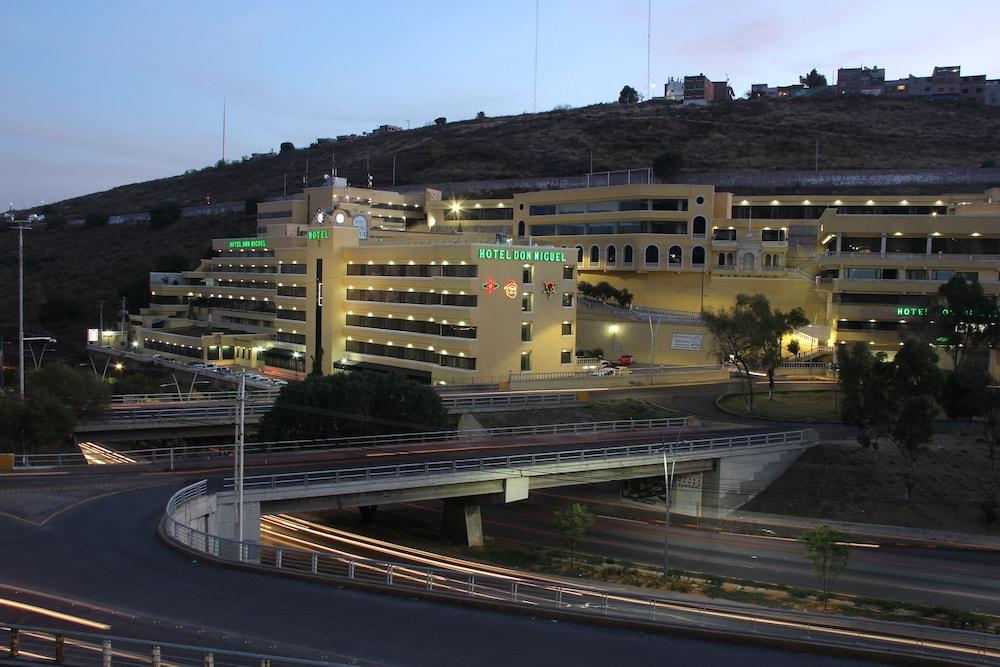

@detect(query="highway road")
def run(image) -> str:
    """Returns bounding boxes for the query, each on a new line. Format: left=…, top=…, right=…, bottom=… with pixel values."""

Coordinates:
left=353, top=487, right=1000, bottom=616
left=0, top=471, right=887, bottom=667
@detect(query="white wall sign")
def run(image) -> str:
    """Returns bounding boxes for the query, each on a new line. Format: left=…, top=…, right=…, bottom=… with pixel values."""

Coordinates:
left=671, top=333, right=703, bottom=351
left=352, top=214, right=368, bottom=240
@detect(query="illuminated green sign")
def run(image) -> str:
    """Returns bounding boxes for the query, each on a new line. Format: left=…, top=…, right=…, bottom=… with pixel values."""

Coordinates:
left=228, top=239, right=267, bottom=249
left=308, top=230, right=329, bottom=240
left=478, top=247, right=567, bottom=262
left=896, top=306, right=928, bottom=317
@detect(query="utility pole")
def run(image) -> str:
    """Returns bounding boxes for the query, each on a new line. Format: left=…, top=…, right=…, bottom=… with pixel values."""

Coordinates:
left=234, top=372, right=246, bottom=553
left=14, top=219, right=30, bottom=400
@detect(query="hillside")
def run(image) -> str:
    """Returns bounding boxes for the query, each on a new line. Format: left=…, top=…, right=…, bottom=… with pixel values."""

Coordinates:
left=40, top=95, right=1000, bottom=218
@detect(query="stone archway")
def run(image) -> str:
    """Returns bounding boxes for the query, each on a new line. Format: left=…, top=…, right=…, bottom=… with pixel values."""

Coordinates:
left=741, top=252, right=756, bottom=271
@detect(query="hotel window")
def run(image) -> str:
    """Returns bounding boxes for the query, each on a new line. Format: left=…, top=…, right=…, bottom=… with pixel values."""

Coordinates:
left=561, top=322, right=573, bottom=335
left=589, top=245, right=600, bottom=264
left=761, top=229, right=786, bottom=242
left=668, top=245, right=682, bottom=265
left=522, top=265, right=534, bottom=284
left=517, top=220, right=526, bottom=236
left=563, top=265, right=573, bottom=279
left=692, top=216, right=707, bottom=237
left=644, top=245, right=659, bottom=265
left=520, top=351, right=532, bottom=372
left=562, top=293, right=573, bottom=307
left=560, top=350, right=572, bottom=364
left=905, top=269, right=927, bottom=280
left=521, top=322, right=533, bottom=341
left=576, top=246, right=584, bottom=263
left=606, top=245, right=617, bottom=265
left=522, top=293, right=533, bottom=312
left=692, top=246, right=706, bottom=266
left=623, top=244, right=634, bottom=266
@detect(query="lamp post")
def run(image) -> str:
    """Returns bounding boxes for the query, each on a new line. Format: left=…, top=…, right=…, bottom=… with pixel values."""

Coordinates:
left=11, top=219, right=31, bottom=400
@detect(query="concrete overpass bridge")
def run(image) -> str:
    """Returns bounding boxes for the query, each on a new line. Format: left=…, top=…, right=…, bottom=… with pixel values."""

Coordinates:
left=173, top=429, right=817, bottom=549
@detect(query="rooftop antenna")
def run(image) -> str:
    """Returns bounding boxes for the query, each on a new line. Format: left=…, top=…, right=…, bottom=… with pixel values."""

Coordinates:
left=533, top=0, right=540, bottom=112
left=221, top=98, right=227, bottom=164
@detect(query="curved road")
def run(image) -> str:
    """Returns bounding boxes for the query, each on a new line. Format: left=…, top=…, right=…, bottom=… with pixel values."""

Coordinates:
left=0, top=471, right=892, bottom=667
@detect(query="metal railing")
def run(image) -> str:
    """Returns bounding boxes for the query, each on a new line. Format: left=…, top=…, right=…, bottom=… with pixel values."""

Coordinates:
left=13, top=417, right=690, bottom=469
left=440, top=392, right=579, bottom=411
left=0, top=621, right=350, bottom=667
left=162, top=481, right=1000, bottom=665
left=508, top=364, right=725, bottom=383
left=228, top=430, right=811, bottom=492
left=107, top=389, right=280, bottom=404
left=81, top=404, right=273, bottom=424
left=823, top=250, right=1000, bottom=262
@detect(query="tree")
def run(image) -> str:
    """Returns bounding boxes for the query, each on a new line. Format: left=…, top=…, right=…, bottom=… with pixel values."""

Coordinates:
left=929, top=275, right=999, bottom=370
left=938, top=365, right=991, bottom=423
left=0, top=362, right=111, bottom=454
left=702, top=294, right=807, bottom=413
left=800, top=68, right=828, bottom=88
left=552, top=503, right=595, bottom=569
left=84, top=212, right=108, bottom=228
left=798, top=525, right=849, bottom=608
left=761, top=305, right=808, bottom=399
left=787, top=339, right=801, bottom=358
left=149, top=201, right=182, bottom=229
left=652, top=151, right=685, bottom=181
left=618, top=85, right=639, bottom=105
left=279, top=141, right=295, bottom=153
left=258, top=371, right=448, bottom=441
left=434, top=117, right=447, bottom=126
left=838, top=340, right=942, bottom=501
left=838, top=342, right=896, bottom=450
left=615, top=288, right=633, bottom=308
left=475, top=111, right=486, bottom=120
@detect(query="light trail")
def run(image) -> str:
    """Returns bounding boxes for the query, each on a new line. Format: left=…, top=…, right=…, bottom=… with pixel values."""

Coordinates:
left=78, top=442, right=137, bottom=465
left=0, top=597, right=110, bottom=630
left=259, top=515, right=1000, bottom=661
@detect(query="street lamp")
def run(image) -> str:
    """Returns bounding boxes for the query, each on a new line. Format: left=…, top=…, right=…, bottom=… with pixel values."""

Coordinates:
left=10, top=218, right=31, bottom=400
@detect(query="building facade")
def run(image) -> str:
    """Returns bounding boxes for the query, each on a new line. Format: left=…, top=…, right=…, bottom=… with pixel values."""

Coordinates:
left=135, top=179, right=1000, bottom=380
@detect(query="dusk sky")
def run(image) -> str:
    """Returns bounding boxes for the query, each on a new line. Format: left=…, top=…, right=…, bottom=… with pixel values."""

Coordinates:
left=2, top=0, right=998, bottom=210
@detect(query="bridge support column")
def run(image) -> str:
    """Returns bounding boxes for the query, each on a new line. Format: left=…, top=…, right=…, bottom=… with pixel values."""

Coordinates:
left=216, top=498, right=262, bottom=562
left=441, top=499, right=483, bottom=547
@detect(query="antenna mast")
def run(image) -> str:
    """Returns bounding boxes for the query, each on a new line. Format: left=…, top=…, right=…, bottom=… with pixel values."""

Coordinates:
left=533, top=0, right=540, bottom=112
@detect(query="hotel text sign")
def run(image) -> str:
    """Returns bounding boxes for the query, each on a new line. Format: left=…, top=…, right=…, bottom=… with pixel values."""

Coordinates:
left=478, top=247, right=567, bottom=263
left=228, top=239, right=267, bottom=249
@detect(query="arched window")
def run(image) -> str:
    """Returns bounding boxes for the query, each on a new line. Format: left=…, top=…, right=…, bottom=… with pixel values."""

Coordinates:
left=692, top=215, right=707, bottom=237
left=692, top=245, right=705, bottom=266
left=623, top=244, right=634, bottom=266
left=576, top=245, right=584, bottom=263
left=590, top=245, right=600, bottom=264
left=668, top=245, right=682, bottom=265
left=644, top=245, right=659, bottom=265
left=606, top=245, right=617, bottom=265
left=517, top=220, right=526, bottom=237
left=764, top=253, right=772, bottom=267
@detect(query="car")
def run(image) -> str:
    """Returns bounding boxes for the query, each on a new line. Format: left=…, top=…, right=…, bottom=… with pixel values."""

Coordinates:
left=150, top=354, right=164, bottom=361
left=213, top=366, right=233, bottom=374
left=590, top=367, right=616, bottom=377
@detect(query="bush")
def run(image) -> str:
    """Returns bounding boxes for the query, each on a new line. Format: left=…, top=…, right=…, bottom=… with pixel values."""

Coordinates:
left=653, top=151, right=685, bottom=181
left=279, top=141, right=295, bottom=153
left=149, top=201, right=182, bottom=229
left=618, top=85, right=639, bottom=105
left=84, top=212, right=108, bottom=228
left=434, top=117, right=447, bottom=126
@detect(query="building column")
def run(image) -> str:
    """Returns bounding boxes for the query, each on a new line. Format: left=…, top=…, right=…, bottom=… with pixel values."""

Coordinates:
left=880, top=232, right=887, bottom=257
left=441, top=498, right=484, bottom=547
left=926, top=235, right=934, bottom=255
left=835, top=232, right=842, bottom=253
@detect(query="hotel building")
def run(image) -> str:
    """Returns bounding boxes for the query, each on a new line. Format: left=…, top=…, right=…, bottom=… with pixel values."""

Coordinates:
left=133, top=177, right=1000, bottom=380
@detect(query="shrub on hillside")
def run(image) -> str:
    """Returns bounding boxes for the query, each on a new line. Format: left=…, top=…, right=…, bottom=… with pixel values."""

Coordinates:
left=653, top=151, right=685, bottom=181
left=149, top=201, right=182, bottom=229
left=280, top=141, right=295, bottom=153
left=84, top=212, right=108, bottom=228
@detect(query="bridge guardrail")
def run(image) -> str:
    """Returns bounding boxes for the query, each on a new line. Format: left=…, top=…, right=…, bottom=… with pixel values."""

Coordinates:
left=163, top=480, right=1000, bottom=665
left=108, top=389, right=281, bottom=404
left=13, top=416, right=690, bottom=469
left=0, top=621, right=351, bottom=667
left=227, top=430, right=811, bottom=491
